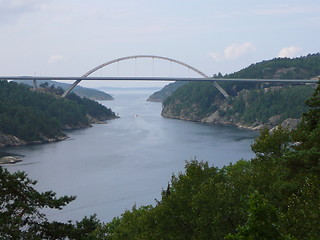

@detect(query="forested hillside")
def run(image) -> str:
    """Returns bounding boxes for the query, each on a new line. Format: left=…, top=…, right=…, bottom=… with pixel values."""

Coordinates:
left=2, top=82, right=319, bottom=239
left=0, top=81, right=116, bottom=145
left=162, top=53, right=320, bottom=129
left=14, top=79, right=114, bottom=100
left=226, top=53, right=320, bottom=79
left=148, top=53, right=320, bottom=104
left=147, top=81, right=187, bottom=102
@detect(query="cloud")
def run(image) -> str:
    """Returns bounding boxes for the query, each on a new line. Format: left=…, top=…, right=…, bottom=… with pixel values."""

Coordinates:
left=209, top=52, right=223, bottom=62
left=210, top=42, right=256, bottom=62
left=224, top=42, right=256, bottom=60
left=48, top=55, right=65, bottom=64
left=278, top=46, right=301, bottom=58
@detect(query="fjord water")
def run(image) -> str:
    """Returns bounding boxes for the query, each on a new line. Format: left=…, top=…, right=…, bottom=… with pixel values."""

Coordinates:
left=5, top=89, right=258, bottom=222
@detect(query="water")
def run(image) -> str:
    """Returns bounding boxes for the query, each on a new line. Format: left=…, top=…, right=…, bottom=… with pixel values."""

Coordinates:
left=3, top=89, right=258, bottom=223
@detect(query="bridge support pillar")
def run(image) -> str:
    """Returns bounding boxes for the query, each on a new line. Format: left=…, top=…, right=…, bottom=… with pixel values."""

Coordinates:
left=33, top=79, right=38, bottom=90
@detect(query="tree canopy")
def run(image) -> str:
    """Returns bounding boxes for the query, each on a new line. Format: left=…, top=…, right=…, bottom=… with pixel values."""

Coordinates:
left=99, top=82, right=320, bottom=239
left=226, top=53, right=320, bottom=79
left=0, top=80, right=116, bottom=143
left=0, top=166, right=102, bottom=239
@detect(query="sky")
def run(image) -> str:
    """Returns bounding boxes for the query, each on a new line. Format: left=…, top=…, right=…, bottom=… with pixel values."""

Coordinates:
left=0, top=0, right=319, bottom=88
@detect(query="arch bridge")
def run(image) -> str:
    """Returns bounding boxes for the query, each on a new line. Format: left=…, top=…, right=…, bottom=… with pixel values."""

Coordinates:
left=61, top=55, right=230, bottom=98
left=1, top=54, right=318, bottom=98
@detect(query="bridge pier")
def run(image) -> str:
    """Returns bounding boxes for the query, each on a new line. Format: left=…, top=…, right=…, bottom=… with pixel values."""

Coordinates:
left=33, top=79, right=38, bottom=90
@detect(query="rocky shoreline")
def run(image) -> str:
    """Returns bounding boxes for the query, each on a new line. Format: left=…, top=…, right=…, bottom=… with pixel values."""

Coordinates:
left=0, top=131, right=73, bottom=164
left=0, top=113, right=119, bottom=149
left=0, top=133, right=27, bottom=148
left=0, top=156, right=22, bottom=164
left=201, top=109, right=300, bottom=131
left=162, top=111, right=300, bottom=131
left=0, top=114, right=119, bottom=164
left=0, top=132, right=69, bottom=148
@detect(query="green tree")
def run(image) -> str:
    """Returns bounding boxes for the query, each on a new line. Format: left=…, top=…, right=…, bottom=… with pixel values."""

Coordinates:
left=226, top=192, right=292, bottom=240
left=0, top=166, right=103, bottom=239
left=251, top=127, right=292, bottom=160
left=0, top=81, right=116, bottom=144
left=0, top=166, right=75, bottom=239
left=289, top=81, right=320, bottom=176
left=282, top=177, right=320, bottom=240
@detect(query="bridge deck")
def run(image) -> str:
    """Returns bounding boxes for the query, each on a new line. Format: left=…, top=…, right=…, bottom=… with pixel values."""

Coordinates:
left=0, top=76, right=318, bottom=83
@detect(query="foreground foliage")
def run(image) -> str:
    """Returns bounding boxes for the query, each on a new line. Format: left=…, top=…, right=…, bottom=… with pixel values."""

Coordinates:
left=0, top=167, right=102, bottom=239
left=102, top=82, right=320, bottom=239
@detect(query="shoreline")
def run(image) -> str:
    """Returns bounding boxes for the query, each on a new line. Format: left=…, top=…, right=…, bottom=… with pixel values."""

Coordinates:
left=0, top=133, right=69, bottom=149
left=161, top=113, right=299, bottom=131
left=0, top=114, right=119, bottom=150
left=0, top=135, right=69, bottom=164
left=161, top=113, right=262, bottom=131
left=0, top=117, right=118, bottom=164
left=0, top=156, right=23, bottom=164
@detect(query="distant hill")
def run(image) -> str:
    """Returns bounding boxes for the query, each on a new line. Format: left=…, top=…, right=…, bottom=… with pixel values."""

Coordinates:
left=161, top=53, right=320, bottom=129
left=225, top=53, right=320, bottom=79
left=147, top=81, right=187, bottom=102
left=13, top=79, right=114, bottom=100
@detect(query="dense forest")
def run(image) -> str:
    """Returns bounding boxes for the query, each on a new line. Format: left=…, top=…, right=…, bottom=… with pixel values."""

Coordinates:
left=163, top=81, right=222, bottom=119
left=1, top=81, right=320, bottom=239
left=161, top=54, right=320, bottom=128
left=226, top=53, right=320, bottom=79
left=220, top=85, right=314, bottom=124
left=0, top=80, right=116, bottom=144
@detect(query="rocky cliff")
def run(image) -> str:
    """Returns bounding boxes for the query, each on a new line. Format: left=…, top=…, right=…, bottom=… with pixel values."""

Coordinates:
left=0, top=133, right=26, bottom=147
left=159, top=54, right=320, bottom=130
left=162, top=104, right=300, bottom=131
left=0, top=131, right=69, bottom=148
left=161, top=85, right=311, bottom=130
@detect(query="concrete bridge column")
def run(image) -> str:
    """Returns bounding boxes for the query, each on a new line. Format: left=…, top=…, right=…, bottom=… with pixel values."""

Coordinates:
left=33, top=79, right=38, bottom=90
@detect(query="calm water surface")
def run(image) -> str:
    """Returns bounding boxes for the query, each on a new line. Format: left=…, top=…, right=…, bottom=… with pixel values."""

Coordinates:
left=4, top=89, right=258, bottom=222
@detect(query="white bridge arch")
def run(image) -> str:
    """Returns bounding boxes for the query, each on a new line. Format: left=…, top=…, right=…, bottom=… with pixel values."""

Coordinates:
left=62, top=55, right=229, bottom=98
